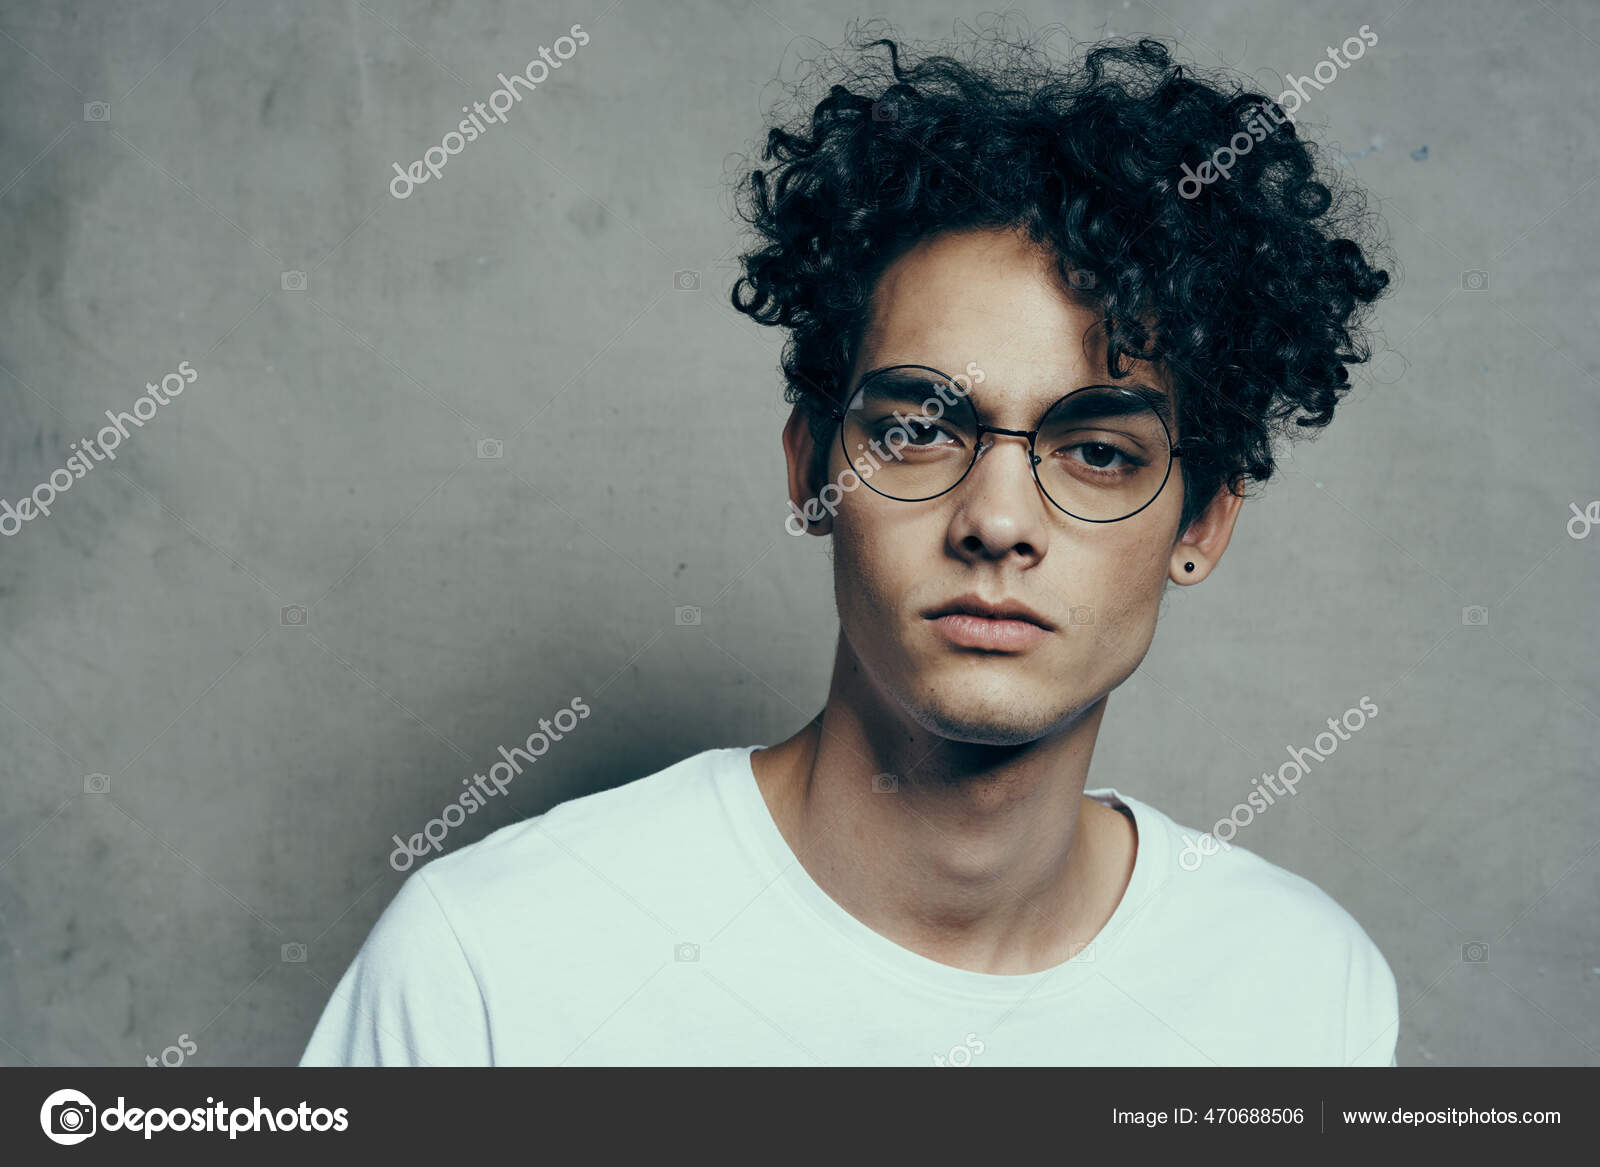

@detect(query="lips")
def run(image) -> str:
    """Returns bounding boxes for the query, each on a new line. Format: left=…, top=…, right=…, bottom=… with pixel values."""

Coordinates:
left=923, top=594, right=1057, bottom=630
left=922, top=594, right=1056, bottom=651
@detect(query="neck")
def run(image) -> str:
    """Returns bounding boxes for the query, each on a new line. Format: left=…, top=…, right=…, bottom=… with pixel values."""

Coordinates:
left=751, top=633, right=1134, bottom=975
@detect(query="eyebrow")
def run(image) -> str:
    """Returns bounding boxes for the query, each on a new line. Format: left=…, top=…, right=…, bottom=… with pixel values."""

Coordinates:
left=1089, top=382, right=1178, bottom=429
left=855, top=366, right=1178, bottom=429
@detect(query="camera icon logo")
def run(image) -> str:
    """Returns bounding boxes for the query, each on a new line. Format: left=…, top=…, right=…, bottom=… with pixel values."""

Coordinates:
left=1462, top=941, right=1489, bottom=963
left=1069, top=605, right=1095, bottom=625
left=280, top=270, right=307, bottom=291
left=84, top=772, right=110, bottom=794
left=674, top=605, right=701, bottom=626
left=40, top=1088, right=97, bottom=1145
left=871, top=772, right=899, bottom=794
left=476, top=438, right=504, bottom=459
left=1461, top=605, right=1488, bottom=626
left=1461, top=270, right=1489, bottom=291
left=83, top=102, right=110, bottom=122
left=1068, top=269, right=1097, bottom=290
left=674, top=942, right=700, bottom=962
left=673, top=270, right=700, bottom=291
left=281, top=942, right=307, bottom=963
left=870, top=100, right=898, bottom=122
left=280, top=605, right=307, bottom=627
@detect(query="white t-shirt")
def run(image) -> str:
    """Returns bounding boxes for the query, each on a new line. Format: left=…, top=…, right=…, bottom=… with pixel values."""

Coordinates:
left=299, top=745, right=1399, bottom=1066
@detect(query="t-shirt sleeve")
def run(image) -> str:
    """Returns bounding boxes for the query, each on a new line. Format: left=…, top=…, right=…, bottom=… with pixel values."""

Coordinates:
left=298, top=871, right=493, bottom=1066
left=1342, top=932, right=1400, bottom=1067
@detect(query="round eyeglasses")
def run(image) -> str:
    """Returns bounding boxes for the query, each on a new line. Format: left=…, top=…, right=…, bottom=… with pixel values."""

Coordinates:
left=830, top=364, right=1191, bottom=523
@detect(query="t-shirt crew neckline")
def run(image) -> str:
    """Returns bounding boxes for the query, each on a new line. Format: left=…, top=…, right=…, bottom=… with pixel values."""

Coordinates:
left=718, top=744, right=1167, bottom=1003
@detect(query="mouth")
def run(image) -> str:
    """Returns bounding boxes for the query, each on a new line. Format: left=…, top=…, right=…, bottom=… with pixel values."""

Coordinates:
left=922, top=594, right=1056, bottom=652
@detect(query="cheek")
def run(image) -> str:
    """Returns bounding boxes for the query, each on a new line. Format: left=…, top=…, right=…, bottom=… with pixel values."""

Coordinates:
left=829, top=491, right=915, bottom=620
left=1082, top=524, right=1172, bottom=640
left=822, top=445, right=895, bottom=598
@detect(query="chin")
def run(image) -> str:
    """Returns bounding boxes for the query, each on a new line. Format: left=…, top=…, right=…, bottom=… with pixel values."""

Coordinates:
left=898, top=676, right=1063, bottom=748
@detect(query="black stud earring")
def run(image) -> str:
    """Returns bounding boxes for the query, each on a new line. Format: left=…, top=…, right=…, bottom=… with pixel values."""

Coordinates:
left=1184, top=562, right=1195, bottom=572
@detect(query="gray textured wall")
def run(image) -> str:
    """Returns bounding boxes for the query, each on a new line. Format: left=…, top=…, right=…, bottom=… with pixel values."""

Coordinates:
left=1, top=0, right=1595, bottom=1067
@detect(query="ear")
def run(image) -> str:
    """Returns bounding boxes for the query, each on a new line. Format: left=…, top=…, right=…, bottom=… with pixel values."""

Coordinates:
left=782, top=404, right=833, bottom=537
left=1170, top=479, right=1244, bottom=584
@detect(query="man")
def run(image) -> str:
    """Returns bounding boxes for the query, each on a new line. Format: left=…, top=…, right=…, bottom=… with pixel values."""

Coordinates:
left=301, top=34, right=1398, bottom=1066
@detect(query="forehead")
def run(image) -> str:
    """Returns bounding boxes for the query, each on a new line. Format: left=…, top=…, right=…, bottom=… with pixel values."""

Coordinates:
left=850, top=226, right=1172, bottom=411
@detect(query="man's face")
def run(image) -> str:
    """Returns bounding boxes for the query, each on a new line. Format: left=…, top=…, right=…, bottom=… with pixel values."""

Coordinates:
left=810, top=226, right=1186, bottom=746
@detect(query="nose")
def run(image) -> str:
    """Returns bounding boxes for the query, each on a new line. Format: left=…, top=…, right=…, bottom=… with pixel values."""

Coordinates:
left=944, top=430, right=1050, bottom=564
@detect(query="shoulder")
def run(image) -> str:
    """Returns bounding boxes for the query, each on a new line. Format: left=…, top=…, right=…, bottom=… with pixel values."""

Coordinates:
left=1118, top=792, right=1378, bottom=945
left=300, top=747, right=741, bottom=1065
left=394, top=745, right=757, bottom=961
left=1116, top=792, right=1399, bottom=1064
left=298, top=867, right=488, bottom=1064
left=416, top=745, right=735, bottom=904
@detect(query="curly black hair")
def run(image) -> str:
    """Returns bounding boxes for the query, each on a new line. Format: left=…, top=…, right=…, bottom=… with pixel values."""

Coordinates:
left=729, top=24, right=1392, bottom=538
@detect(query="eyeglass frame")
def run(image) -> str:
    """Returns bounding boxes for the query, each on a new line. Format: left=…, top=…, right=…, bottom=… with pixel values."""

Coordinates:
left=827, top=363, right=1198, bottom=524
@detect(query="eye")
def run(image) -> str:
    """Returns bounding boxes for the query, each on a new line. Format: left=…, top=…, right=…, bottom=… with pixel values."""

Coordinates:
left=1074, top=441, right=1129, bottom=469
left=901, top=418, right=957, bottom=446
left=870, top=415, right=962, bottom=448
left=1055, top=440, right=1147, bottom=476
